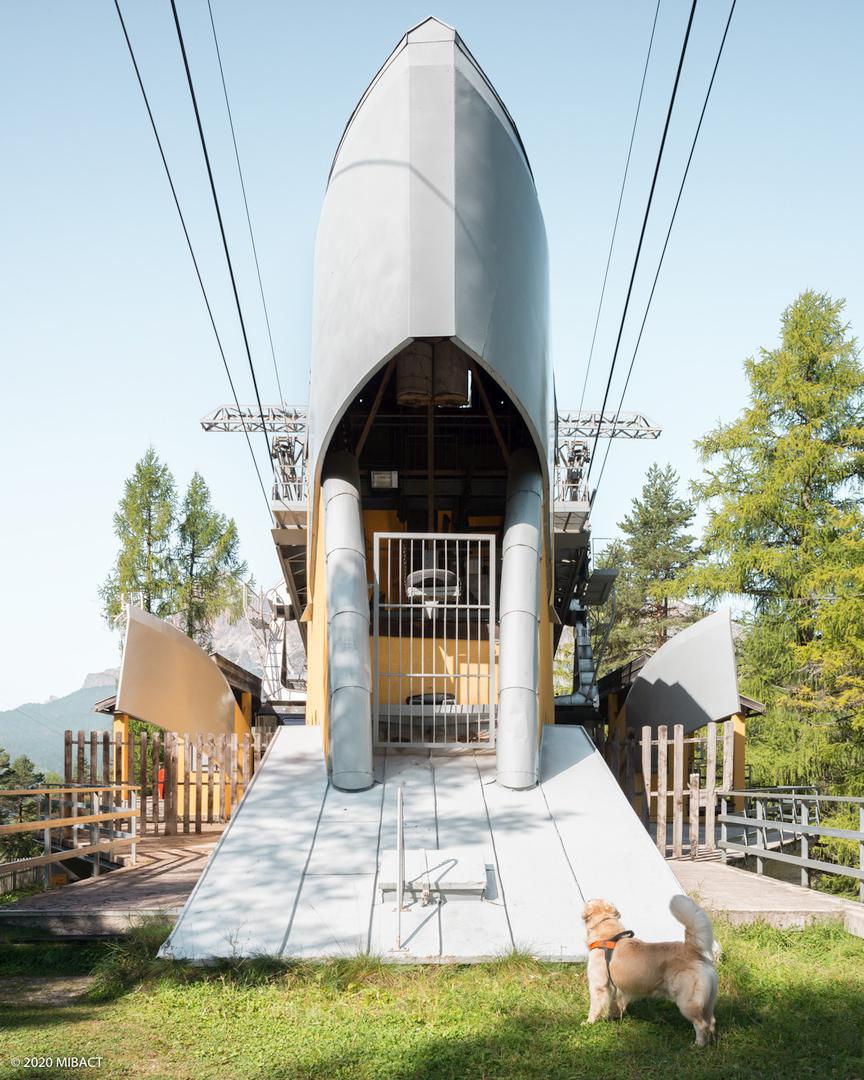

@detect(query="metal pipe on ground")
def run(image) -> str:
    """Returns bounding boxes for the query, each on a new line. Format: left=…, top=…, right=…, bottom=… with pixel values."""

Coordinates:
left=323, top=451, right=374, bottom=790
left=496, top=448, right=543, bottom=790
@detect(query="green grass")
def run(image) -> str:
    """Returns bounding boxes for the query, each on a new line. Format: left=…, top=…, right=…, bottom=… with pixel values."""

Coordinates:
left=1, top=920, right=863, bottom=1079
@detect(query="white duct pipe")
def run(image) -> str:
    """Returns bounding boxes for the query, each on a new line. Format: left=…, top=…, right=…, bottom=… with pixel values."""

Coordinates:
left=323, top=451, right=374, bottom=791
left=496, top=448, right=543, bottom=790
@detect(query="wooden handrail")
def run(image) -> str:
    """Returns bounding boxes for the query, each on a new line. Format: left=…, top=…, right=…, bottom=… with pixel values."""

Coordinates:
left=0, top=785, right=142, bottom=797
left=0, top=838, right=134, bottom=875
left=0, top=808, right=139, bottom=835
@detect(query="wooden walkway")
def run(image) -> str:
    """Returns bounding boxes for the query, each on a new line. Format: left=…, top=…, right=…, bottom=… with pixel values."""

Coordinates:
left=0, top=827, right=222, bottom=934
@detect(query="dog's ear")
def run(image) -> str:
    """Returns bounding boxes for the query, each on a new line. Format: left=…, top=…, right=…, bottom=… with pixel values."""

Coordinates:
left=582, top=899, right=604, bottom=922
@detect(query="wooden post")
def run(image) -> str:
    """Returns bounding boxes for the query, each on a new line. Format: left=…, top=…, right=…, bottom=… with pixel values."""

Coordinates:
left=800, top=802, right=810, bottom=889
left=152, top=733, right=161, bottom=836
left=179, top=736, right=189, bottom=835
left=754, top=796, right=765, bottom=875
left=720, top=795, right=728, bottom=865
left=722, top=719, right=734, bottom=793
left=228, top=734, right=238, bottom=819
left=220, top=734, right=230, bottom=821
left=859, top=806, right=863, bottom=905
left=640, top=726, right=652, bottom=827
left=101, top=732, right=111, bottom=787
left=624, top=734, right=636, bottom=809
left=63, top=732, right=73, bottom=844
left=194, top=734, right=203, bottom=835
left=42, top=795, right=51, bottom=891
left=130, top=790, right=138, bottom=866
left=89, top=732, right=98, bottom=783
left=139, top=732, right=148, bottom=836
left=243, top=733, right=252, bottom=795
left=91, top=792, right=100, bottom=877
left=253, top=728, right=262, bottom=774
left=164, top=733, right=177, bottom=836
left=126, top=726, right=135, bottom=798
left=206, top=737, right=215, bottom=825
left=672, top=724, right=684, bottom=858
left=608, top=731, right=620, bottom=784
left=705, top=721, right=717, bottom=854
left=76, top=730, right=85, bottom=785
left=656, top=725, right=668, bottom=856
left=689, top=773, right=700, bottom=859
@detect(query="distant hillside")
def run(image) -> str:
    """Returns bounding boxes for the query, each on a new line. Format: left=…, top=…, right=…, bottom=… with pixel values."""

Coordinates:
left=0, top=684, right=116, bottom=776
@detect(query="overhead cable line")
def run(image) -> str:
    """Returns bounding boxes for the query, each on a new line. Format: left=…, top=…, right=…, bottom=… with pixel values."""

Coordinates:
left=576, top=0, right=662, bottom=419
left=592, top=0, right=737, bottom=500
left=113, top=0, right=273, bottom=523
left=585, top=0, right=699, bottom=486
left=205, top=0, right=285, bottom=405
left=168, top=0, right=274, bottom=464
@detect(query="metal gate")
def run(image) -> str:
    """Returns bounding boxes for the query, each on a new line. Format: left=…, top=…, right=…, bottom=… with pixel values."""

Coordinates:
left=372, top=533, right=496, bottom=748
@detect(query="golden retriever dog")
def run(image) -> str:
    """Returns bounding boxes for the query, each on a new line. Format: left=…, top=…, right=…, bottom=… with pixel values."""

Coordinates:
left=582, top=895, right=718, bottom=1046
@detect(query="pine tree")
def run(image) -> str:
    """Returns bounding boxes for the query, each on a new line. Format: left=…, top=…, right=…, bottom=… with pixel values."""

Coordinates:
left=0, top=749, right=45, bottom=862
left=100, top=447, right=176, bottom=625
left=597, top=463, right=697, bottom=673
left=173, top=473, right=248, bottom=648
left=682, top=290, right=864, bottom=787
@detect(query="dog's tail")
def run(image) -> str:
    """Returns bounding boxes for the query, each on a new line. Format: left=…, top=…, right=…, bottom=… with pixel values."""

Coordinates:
left=670, top=895, right=715, bottom=961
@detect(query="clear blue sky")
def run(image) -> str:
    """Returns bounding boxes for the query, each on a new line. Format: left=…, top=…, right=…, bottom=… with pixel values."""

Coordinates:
left=1, top=1, right=862, bottom=707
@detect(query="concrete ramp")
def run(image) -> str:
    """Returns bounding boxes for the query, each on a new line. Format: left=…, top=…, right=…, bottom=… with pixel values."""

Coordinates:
left=161, top=725, right=682, bottom=962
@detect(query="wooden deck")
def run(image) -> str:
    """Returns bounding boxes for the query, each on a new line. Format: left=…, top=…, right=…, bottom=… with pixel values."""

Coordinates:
left=0, top=826, right=222, bottom=935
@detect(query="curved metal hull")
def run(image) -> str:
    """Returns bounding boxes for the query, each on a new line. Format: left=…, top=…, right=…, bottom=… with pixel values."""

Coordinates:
left=308, top=18, right=552, bottom=486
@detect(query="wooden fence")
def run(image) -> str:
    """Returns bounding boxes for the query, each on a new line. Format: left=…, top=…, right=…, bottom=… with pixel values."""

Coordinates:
left=598, top=719, right=736, bottom=859
left=63, top=727, right=278, bottom=837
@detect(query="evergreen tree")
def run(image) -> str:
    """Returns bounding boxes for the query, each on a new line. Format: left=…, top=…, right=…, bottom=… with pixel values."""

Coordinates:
left=681, top=291, right=864, bottom=787
left=100, top=447, right=176, bottom=625
left=0, top=748, right=45, bottom=862
left=597, top=463, right=697, bottom=673
left=173, top=473, right=248, bottom=648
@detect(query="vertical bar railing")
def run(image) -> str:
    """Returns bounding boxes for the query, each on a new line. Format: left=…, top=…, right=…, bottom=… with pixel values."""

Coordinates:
left=373, top=533, right=496, bottom=748
left=396, top=783, right=405, bottom=950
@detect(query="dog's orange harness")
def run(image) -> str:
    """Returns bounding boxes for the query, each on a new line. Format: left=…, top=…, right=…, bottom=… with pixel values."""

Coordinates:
left=589, top=930, right=634, bottom=987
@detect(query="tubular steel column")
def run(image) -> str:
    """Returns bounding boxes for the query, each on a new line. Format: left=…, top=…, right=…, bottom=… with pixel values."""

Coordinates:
left=496, top=449, right=543, bottom=790
left=323, top=451, right=374, bottom=790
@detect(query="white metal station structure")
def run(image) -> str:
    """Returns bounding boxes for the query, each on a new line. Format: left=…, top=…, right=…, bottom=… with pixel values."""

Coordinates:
left=163, top=17, right=682, bottom=962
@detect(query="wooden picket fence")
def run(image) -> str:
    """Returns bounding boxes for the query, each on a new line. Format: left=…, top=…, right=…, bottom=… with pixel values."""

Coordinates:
left=596, top=719, right=736, bottom=859
left=63, top=727, right=277, bottom=837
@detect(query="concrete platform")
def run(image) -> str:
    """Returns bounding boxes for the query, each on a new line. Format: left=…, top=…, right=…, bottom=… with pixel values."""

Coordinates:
left=160, top=724, right=684, bottom=962
left=672, top=858, right=864, bottom=937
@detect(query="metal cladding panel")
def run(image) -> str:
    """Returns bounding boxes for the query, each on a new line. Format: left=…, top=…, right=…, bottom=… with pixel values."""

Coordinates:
left=308, top=19, right=551, bottom=486
left=453, top=53, right=552, bottom=481
left=624, top=609, right=741, bottom=734
left=116, top=606, right=236, bottom=737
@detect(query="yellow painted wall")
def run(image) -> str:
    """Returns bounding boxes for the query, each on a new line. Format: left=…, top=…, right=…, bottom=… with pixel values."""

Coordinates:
left=376, top=636, right=492, bottom=705
left=305, top=487, right=330, bottom=761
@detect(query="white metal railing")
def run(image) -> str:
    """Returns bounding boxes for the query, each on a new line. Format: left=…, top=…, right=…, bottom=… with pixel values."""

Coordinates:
left=553, top=464, right=590, bottom=505
left=719, top=789, right=864, bottom=901
left=395, top=783, right=406, bottom=949
left=373, top=533, right=496, bottom=748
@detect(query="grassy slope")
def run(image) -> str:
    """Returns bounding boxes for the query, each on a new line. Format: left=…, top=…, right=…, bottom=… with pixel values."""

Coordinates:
left=0, top=921, right=862, bottom=1080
